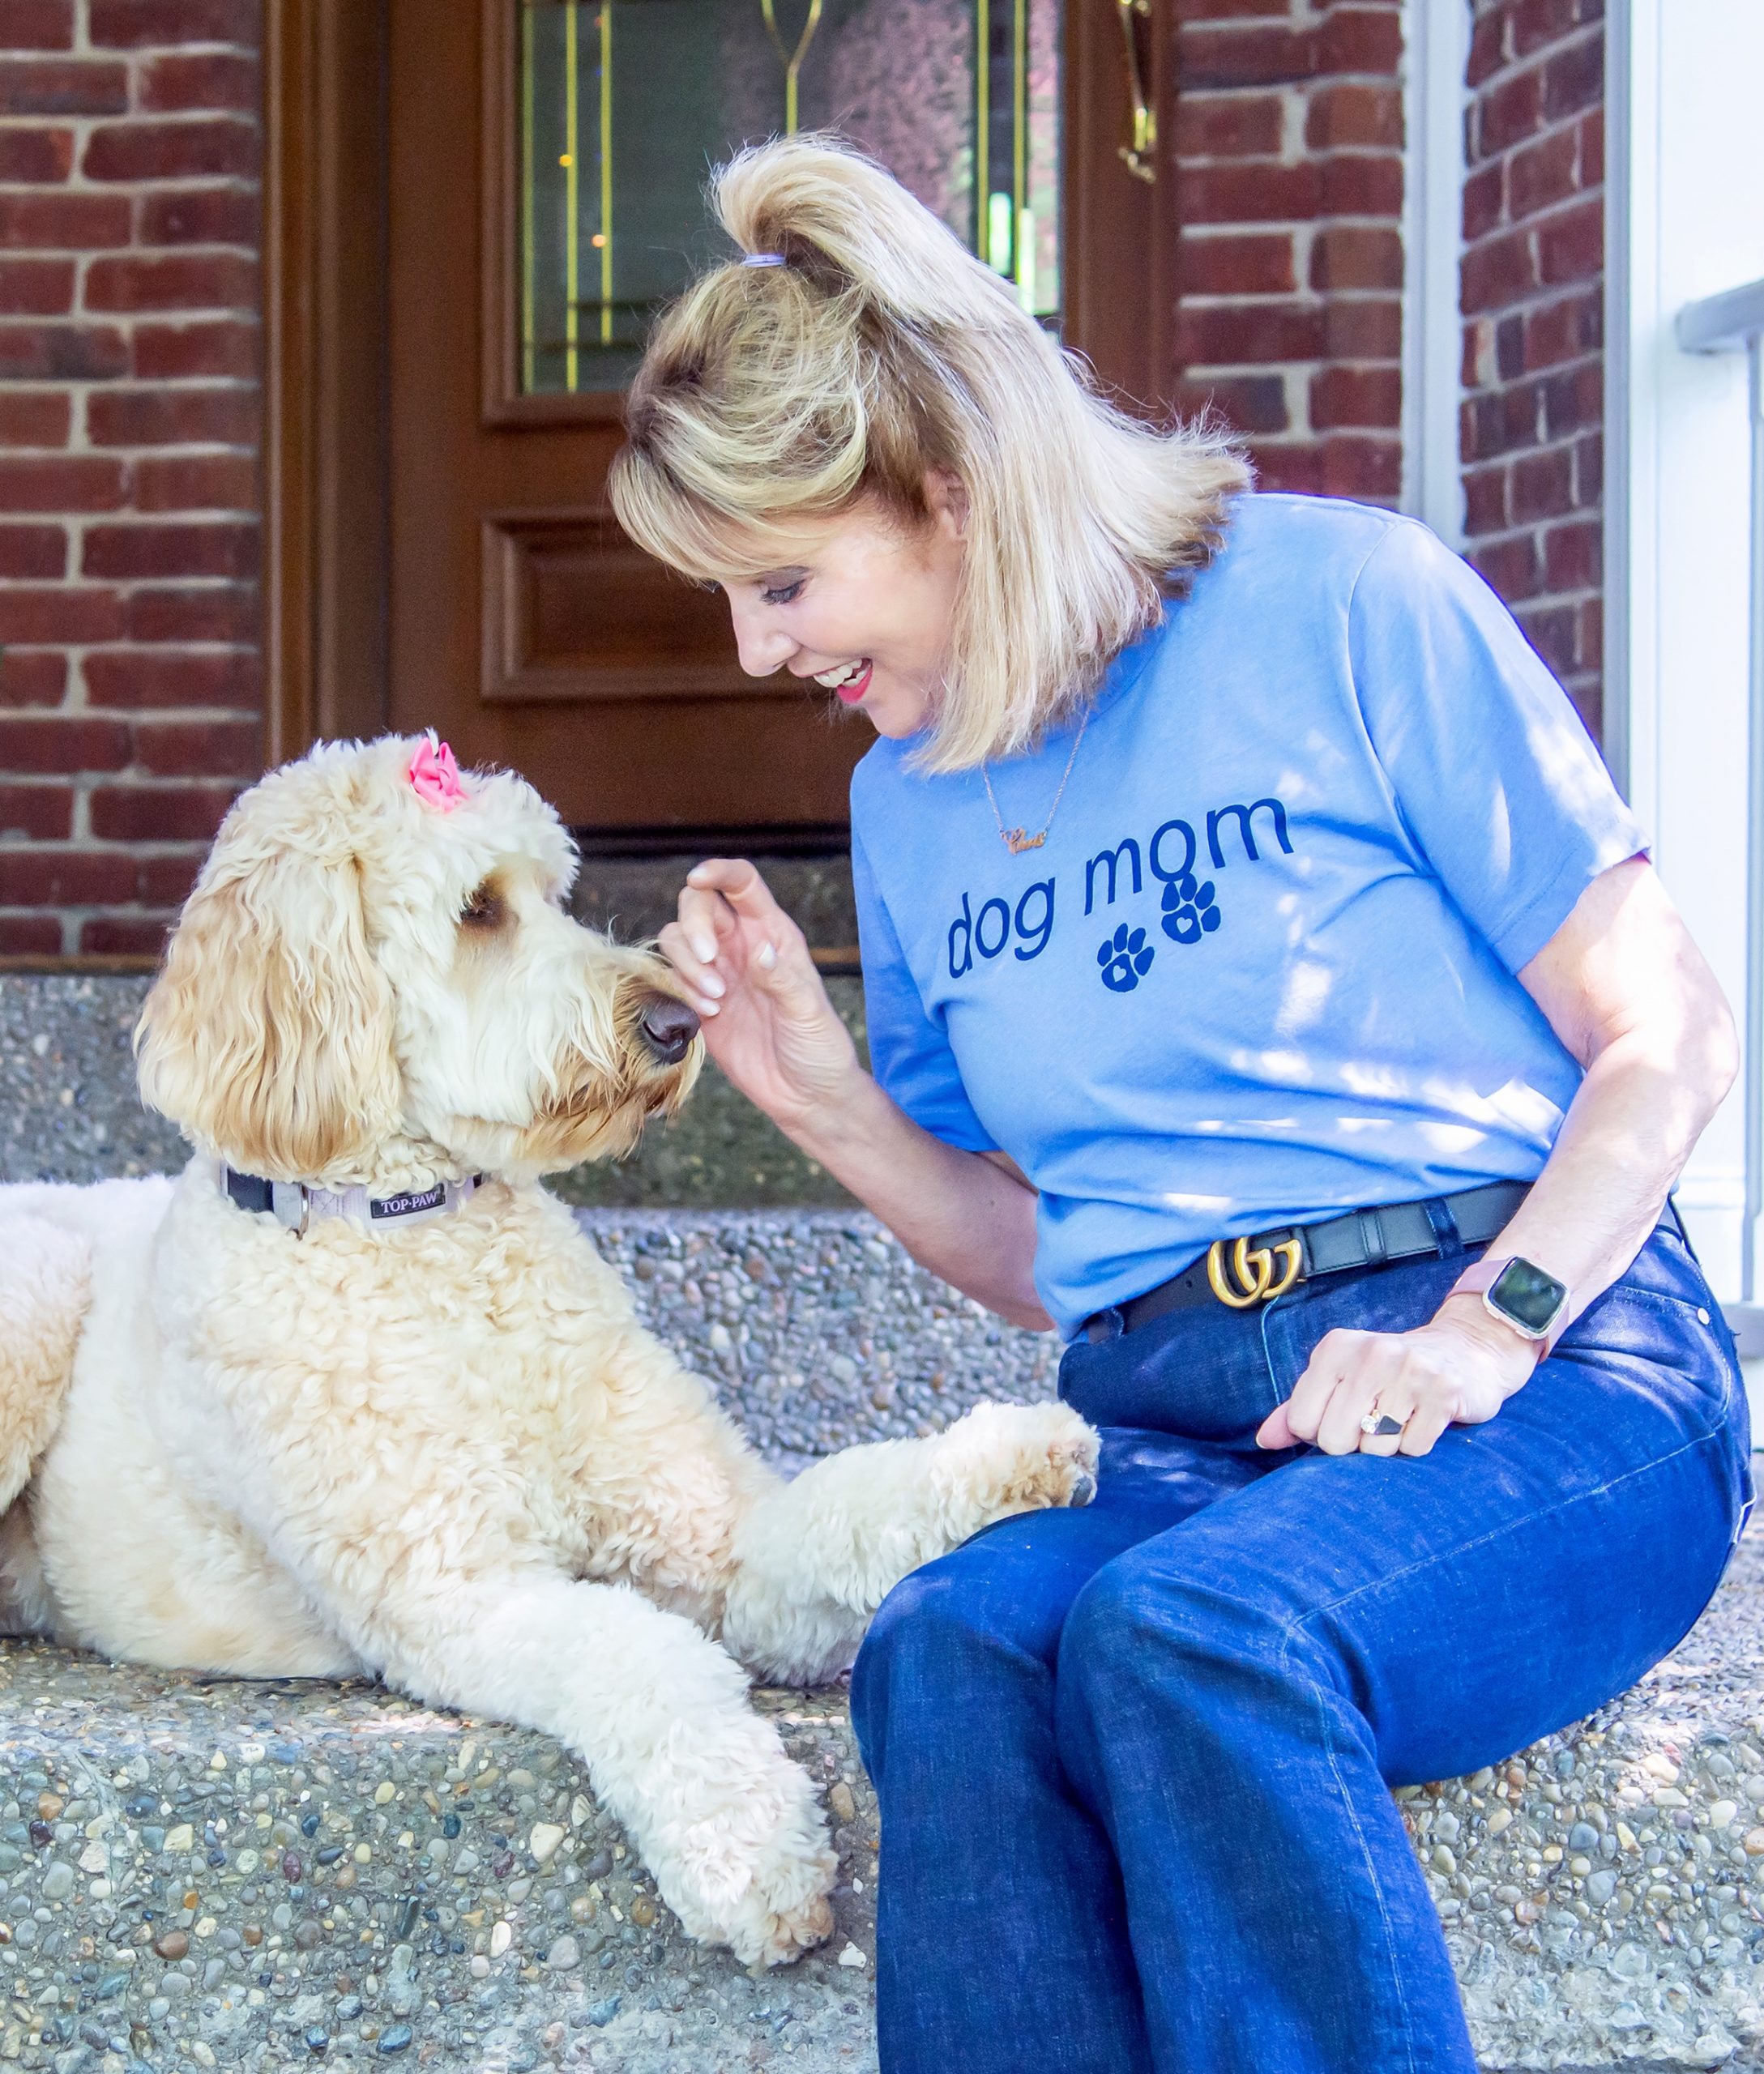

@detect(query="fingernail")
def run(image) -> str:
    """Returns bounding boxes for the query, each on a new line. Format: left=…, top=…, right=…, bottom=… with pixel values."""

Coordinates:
left=699, top=971, right=724, bottom=998
left=757, top=941, right=777, bottom=971
left=695, top=996, right=720, bottom=1017
left=690, top=936, right=715, bottom=962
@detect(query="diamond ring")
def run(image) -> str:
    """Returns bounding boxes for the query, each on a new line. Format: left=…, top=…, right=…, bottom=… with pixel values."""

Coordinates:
left=1359, top=1407, right=1407, bottom=1437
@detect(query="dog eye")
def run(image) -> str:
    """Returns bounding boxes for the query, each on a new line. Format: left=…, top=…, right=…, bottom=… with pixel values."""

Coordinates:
left=459, top=883, right=506, bottom=931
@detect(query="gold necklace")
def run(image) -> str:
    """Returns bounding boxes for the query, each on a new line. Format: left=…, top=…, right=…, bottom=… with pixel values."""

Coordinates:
left=980, top=709, right=1090, bottom=855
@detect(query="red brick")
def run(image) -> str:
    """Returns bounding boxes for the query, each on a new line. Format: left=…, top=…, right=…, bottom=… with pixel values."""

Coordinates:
left=1515, top=600, right=1580, bottom=677
left=0, top=586, right=123, bottom=644
left=1542, top=357, right=1601, bottom=436
left=0, top=58, right=128, bottom=117
left=0, top=914, right=65, bottom=954
left=0, top=322, right=130, bottom=382
left=0, top=191, right=131, bottom=248
left=1463, top=227, right=1539, bottom=314
left=83, top=518, right=258, bottom=581
left=1178, top=232, right=1296, bottom=297
left=88, top=386, right=258, bottom=449
left=0, top=126, right=75, bottom=181
left=1574, top=429, right=1603, bottom=505
left=1544, top=516, right=1600, bottom=591
left=1467, top=10, right=1509, bottom=89
left=1318, top=153, right=1404, bottom=217
left=1172, top=92, right=1287, bottom=159
left=1510, top=446, right=1574, bottom=522
left=138, top=186, right=261, bottom=249
left=1177, top=160, right=1323, bottom=225
left=131, top=450, right=259, bottom=512
left=0, top=650, right=69, bottom=706
left=1578, top=595, right=1604, bottom=674
left=1246, top=441, right=1325, bottom=496
left=88, top=781, right=236, bottom=843
left=1318, top=435, right=1403, bottom=504
left=1309, top=366, right=1403, bottom=431
left=0, top=455, right=126, bottom=514
left=83, top=646, right=261, bottom=710
left=1176, top=24, right=1318, bottom=90
left=1524, top=286, right=1601, bottom=369
left=1309, top=224, right=1402, bottom=292
left=0, top=391, right=67, bottom=446
left=83, top=117, right=258, bottom=184
left=1471, top=535, right=1544, bottom=604
left=3, top=1, right=75, bottom=50
left=83, top=251, right=258, bottom=315
left=1476, top=66, right=1543, bottom=159
left=1463, top=163, right=1504, bottom=242
left=1322, top=298, right=1403, bottom=359
left=79, top=915, right=173, bottom=956
left=136, top=850, right=203, bottom=904
left=0, top=787, right=71, bottom=839
left=1514, top=0, right=1584, bottom=59
left=1579, top=107, right=1604, bottom=188
left=134, top=716, right=260, bottom=777
left=122, top=584, right=260, bottom=644
left=1177, top=302, right=1328, bottom=365
left=1536, top=197, right=1601, bottom=285
left=139, top=49, right=259, bottom=113
left=88, top=0, right=259, bottom=46
left=1169, top=374, right=1291, bottom=436
left=1305, top=82, right=1403, bottom=152
left=0, top=849, right=138, bottom=906
left=1463, top=464, right=1509, bottom=536
left=1314, top=7, right=1404, bottom=75
left=1543, top=31, right=1603, bottom=121
left=0, top=524, right=66, bottom=580
left=0, top=257, right=74, bottom=316
left=1508, top=126, right=1579, bottom=222
left=0, top=715, right=130, bottom=775
left=132, top=318, right=258, bottom=381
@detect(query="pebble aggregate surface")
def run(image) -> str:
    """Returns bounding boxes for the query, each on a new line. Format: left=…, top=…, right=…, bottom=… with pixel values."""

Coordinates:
left=7, top=980, right=1764, bottom=2067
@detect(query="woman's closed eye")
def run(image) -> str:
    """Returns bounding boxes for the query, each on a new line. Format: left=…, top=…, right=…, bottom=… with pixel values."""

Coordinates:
left=761, top=578, right=805, bottom=607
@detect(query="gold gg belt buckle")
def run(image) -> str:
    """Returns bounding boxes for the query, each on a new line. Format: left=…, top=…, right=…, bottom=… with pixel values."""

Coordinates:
left=1206, top=1235, right=1303, bottom=1308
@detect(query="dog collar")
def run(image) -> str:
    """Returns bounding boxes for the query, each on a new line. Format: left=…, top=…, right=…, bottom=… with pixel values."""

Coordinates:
left=219, top=1163, right=485, bottom=1237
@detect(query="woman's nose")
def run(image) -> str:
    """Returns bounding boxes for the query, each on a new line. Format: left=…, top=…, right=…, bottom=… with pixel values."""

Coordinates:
left=726, top=595, right=795, bottom=679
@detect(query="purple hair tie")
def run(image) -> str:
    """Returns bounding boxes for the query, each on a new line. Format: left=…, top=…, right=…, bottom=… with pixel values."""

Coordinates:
left=741, top=252, right=787, bottom=267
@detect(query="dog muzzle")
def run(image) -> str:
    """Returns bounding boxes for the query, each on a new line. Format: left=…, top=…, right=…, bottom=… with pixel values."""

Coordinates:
left=219, top=1163, right=485, bottom=1238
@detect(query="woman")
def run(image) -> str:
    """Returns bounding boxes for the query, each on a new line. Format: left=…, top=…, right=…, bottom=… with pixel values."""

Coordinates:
left=609, top=135, right=1752, bottom=2074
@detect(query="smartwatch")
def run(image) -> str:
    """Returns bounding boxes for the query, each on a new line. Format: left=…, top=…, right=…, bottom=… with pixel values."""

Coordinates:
left=1448, top=1255, right=1571, bottom=1355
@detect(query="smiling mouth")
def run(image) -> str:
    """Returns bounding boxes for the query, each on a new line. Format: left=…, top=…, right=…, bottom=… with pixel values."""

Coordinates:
left=813, top=659, right=873, bottom=704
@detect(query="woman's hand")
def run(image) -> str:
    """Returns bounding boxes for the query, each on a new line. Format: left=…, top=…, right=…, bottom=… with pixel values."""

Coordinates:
left=658, top=859, right=862, bottom=1134
left=1254, top=1296, right=1540, bottom=1457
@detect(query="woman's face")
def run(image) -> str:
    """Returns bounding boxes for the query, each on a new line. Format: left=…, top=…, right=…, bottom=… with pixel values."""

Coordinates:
left=711, top=476, right=966, bottom=740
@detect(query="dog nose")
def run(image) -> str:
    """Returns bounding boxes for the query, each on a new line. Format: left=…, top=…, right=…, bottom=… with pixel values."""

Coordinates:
left=638, top=995, right=700, bottom=1065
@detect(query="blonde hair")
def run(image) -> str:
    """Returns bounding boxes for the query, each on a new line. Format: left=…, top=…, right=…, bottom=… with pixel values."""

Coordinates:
left=609, top=134, right=1249, bottom=773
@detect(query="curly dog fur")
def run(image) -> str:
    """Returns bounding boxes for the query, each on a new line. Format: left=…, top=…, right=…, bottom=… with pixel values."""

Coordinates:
left=0, top=736, right=1097, bottom=1965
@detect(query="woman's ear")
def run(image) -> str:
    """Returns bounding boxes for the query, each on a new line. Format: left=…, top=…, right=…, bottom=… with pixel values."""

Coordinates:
left=135, top=846, right=403, bottom=1180
left=925, top=467, right=970, bottom=539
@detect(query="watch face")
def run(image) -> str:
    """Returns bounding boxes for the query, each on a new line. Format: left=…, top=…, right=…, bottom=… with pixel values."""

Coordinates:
left=1489, top=1256, right=1569, bottom=1335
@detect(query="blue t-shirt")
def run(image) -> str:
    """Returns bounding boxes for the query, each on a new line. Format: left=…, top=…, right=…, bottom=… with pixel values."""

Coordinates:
left=850, top=493, right=1647, bottom=1338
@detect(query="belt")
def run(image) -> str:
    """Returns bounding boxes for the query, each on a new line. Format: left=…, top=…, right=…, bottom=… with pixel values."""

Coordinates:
left=1084, top=1180, right=1531, bottom=1342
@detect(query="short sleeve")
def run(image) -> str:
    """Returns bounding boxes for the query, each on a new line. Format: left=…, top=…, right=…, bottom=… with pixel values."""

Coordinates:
left=851, top=817, right=997, bottom=1154
left=1348, top=518, right=1648, bottom=972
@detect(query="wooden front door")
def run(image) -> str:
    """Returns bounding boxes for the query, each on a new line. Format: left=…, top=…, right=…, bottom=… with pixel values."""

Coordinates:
left=271, top=0, right=1175, bottom=835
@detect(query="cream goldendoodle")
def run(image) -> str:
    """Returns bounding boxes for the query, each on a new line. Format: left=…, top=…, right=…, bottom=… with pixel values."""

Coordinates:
left=0, top=734, right=1097, bottom=1967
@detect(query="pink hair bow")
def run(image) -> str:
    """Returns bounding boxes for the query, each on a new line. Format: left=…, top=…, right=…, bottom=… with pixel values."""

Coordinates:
left=409, top=734, right=464, bottom=812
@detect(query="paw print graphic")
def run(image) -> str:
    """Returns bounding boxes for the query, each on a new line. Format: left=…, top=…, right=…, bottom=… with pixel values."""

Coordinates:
left=1160, top=873, right=1222, bottom=946
left=1097, top=924, right=1155, bottom=992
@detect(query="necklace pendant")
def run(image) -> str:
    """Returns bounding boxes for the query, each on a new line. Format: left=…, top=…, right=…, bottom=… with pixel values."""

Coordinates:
left=1004, top=828, right=1045, bottom=855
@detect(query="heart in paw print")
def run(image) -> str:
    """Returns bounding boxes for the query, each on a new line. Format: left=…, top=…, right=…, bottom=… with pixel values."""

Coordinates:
left=1097, top=924, right=1155, bottom=992
left=1160, top=873, right=1222, bottom=945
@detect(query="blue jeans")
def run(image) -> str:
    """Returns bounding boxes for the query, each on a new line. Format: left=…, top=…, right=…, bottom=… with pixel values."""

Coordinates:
left=850, top=1214, right=1753, bottom=2074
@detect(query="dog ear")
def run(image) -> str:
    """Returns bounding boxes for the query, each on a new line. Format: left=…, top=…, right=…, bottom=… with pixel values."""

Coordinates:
left=136, top=844, right=403, bottom=1180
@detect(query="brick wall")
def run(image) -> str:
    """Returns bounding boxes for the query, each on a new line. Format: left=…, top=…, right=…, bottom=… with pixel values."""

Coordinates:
left=0, top=0, right=260, bottom=958
left=1459, top=0, right=1604, bottom=734
left=1169, top=0, right=1407, bottom=506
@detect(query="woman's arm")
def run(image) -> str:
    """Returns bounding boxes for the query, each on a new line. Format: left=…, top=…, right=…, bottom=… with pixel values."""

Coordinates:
left=1259, top=856, right=1739, bottom=1456
left=660, top=859, right=1052, bottom=1330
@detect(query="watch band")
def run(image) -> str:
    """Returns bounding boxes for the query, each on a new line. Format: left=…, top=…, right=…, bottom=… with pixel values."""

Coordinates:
left=1448, top=1256, right=1571, bottom=1356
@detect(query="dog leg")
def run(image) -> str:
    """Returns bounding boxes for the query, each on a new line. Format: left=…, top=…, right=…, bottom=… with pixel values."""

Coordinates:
left=339, top=1573, right=836, bottom=1968
left=0, top=1218, right=92, bottom=1514
left=720, top=1398, right=1100, bottom=1684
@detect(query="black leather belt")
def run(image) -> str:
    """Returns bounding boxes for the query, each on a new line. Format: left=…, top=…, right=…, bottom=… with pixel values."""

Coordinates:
left=1084, top=1180, right=1531, bottom=1342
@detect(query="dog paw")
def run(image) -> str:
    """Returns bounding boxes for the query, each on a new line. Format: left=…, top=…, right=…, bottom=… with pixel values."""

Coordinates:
left=654, top=1742, right=838, bottom=1969
left=931, top=1400, right=1102, bottom=1539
